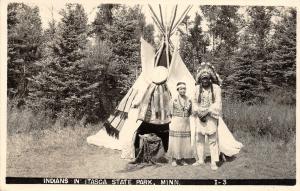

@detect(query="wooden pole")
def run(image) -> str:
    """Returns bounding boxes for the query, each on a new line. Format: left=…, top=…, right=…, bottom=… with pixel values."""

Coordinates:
left=159, top=5, right=165, bottom=31
left=165, top=31, right=170, bottom=69
left=170, top=5, right=192, bottom=36
left=155, top=40, right=165, bottom=67
left=148, top=5, right=164, bottom=30
left=168, top=5, right=178, bottom=37
left=170, top=5, right=191, bottom=31
left=151, top=16, right=165, bottom=35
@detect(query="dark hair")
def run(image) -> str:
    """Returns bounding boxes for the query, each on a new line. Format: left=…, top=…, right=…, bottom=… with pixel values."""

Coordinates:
left=177, top=82, right=186, bottom=86
left=177, top=82, right=186, bottom=90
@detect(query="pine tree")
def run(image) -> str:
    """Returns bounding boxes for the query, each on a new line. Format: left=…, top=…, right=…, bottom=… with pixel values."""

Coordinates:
left=268, top=8, right=296, bottom=91
left=226, top=6, right=276, bottom=103
left=93, top=5, right=154, bottom=100
left=179, top=13, right=209, bottom=76
left=142, top=24, right=155, bottom=45
left=7, top=3, right=43, bottom=98
left=93, top=4, right=119, bottom=40
left=79, top=40, right=114, bottom=122
left=227, top=34, right=263, bottom=103
left=180, top=35, right=194, bottom=74
left=28, top=3, right=89, bottom=119
left=188, top=13, right=209, bottom=74
left=179, top=15, right=194, bottom=74
left=247, top=6, right=274, bottom=56
left=200, top=6, right=239, bottom=94
left=200, top=5, right=221, bottom=52
left=247, top=6, right=275, bottom=92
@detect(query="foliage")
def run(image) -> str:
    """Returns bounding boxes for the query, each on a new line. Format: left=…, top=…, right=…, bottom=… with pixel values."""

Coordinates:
left=7, top=4, right=296, bottom=125
left=226, top=34, right=265, bottom=102
left=25, top=4, right=155, bottom=123
left=7, top=3, right=43, bottom=98
left=200, top=5, right=239, bottom=52
left=195, top=6, right=240, bottom=94
left=93, top=5, right=154, bottom=102
left=179, top=14, right=209, bottom=76
left=267, top=8, right=296, bottom=94
left=28, top=3, right=90, bottom=120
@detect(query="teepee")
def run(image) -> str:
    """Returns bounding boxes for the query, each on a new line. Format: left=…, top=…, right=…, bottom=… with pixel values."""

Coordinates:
left=87, top=5, right=194, bottom=158
left=87, top=5, right=243, bottom=159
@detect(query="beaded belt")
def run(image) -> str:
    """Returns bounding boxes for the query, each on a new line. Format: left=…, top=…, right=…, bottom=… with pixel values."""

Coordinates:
left=173, top=113, right=190, bottom=117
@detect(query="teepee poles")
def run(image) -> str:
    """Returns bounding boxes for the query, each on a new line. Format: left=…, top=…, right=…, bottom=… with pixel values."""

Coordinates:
left=148, top=4, right=192, bottom=37
left=154, top=39, right=165, bottom=67
left=148, top=5, right=165, bottom=36
left=159, top=5, right=165, bottom=31
left=168, top=5, right=178, bottom=37
left=170, top=5, right=192, bottom=36
left=148, top=4, right=192, bottom=68
left=171, top=5, right=192, bottom=31
left=151, top=15, right=165, bottom=35
left=165, top=32, right=170, bottom=68
left=161, top=6, right=170, bottom=68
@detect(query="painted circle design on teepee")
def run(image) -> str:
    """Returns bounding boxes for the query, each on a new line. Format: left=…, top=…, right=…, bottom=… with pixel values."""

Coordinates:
left=151, top=66, right=168, bottom=84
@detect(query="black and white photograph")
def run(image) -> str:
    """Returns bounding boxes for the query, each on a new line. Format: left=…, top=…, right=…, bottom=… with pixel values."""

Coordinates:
left=0, top=0, right=298, bottom=189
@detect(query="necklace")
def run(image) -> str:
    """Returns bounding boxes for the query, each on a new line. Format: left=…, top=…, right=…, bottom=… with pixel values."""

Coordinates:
left=178, top=95, right=188, bottom=111
left=201, top=88, right=212, bottom=107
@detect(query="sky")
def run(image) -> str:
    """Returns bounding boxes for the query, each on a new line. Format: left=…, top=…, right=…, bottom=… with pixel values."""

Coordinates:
left=4, top=0, right=299, bottom=41
left=6, top=0, right=289, bottom=47
left=8, top=0, right=105, bottom=29
left=7, top=0, right=203, bottom=31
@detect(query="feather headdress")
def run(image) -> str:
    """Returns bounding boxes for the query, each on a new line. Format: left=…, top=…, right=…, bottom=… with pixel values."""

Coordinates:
left=196, top=62, right=222, bottom=86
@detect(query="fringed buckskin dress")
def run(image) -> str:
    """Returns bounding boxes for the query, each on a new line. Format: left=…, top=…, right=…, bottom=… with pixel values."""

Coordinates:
left=167, top=95, right=194, bottom=159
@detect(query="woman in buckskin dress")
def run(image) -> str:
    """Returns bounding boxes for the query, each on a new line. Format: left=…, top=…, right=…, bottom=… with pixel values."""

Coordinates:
left=168, top=82, right=194, bottom=166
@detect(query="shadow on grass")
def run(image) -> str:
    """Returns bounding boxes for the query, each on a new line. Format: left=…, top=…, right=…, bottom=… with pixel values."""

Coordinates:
left=116, top=159, right=168, bottom=173
left=199, top=154, right=238, bottom=167
left=217, top=154, right=237, bottom=167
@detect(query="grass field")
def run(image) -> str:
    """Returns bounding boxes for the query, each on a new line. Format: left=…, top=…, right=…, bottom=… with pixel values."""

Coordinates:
left=6, top=124, right=296, bottom=179
left=6, top=100, right=296, bottom=179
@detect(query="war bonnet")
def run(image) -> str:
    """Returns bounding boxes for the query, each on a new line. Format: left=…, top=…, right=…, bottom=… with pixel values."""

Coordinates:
left=196, top=62, right=222, bottom=86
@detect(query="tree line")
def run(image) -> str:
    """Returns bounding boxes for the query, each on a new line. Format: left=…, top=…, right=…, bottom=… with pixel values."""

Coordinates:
left=7, top=3, right=296, bottom=124
left=179, top=6, right=296, bottom=104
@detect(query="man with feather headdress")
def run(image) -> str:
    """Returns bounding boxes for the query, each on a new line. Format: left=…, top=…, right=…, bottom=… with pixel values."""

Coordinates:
left=191, top=62, right=223, bottom=170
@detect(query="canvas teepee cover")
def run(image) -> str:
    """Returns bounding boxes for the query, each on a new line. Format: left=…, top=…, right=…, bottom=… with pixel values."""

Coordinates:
left=87, top=5, right=242, bottom=159
left=87, top=5, right=194, bottom=157
left=87, top=37, right=243, bottom=159
left=86, top=37, right=156, bottom=153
